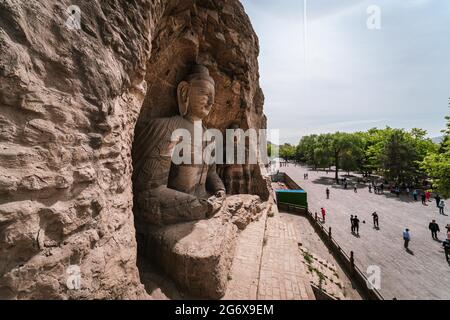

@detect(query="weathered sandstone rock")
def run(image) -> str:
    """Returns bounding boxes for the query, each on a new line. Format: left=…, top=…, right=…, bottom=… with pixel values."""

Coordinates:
left=0, top=0, right=268, bottom=299
left=142, top=217, right=238, bottom=299
left=138, top=195, right=262, bottom=298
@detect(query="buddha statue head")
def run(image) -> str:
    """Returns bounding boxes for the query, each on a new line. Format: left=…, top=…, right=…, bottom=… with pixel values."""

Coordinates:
left=177, top=64, right=215, bottom=122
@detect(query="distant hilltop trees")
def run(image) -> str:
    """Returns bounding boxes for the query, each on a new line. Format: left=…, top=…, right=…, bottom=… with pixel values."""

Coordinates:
left=277, top=99, right=450, bottom=198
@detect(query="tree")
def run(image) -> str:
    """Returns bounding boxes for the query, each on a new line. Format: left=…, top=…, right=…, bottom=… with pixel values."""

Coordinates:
left=377, top=129, right=419, bottom=183
left=353, top=131, right=376, bottom=177
left=279, top=143, right=296, bottom=161
left=296, top=135, right=320, bottom=167
left=293, top=124, right=442, bottom=187
left=319, top=132, right=362, bottom=183
left=362, top=127, right=434, bottom=183
left=422, top=101, right=450, bottom=197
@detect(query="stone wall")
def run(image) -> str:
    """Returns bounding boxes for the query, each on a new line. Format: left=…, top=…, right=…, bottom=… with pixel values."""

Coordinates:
left=0, top=0, right=267, bottom=299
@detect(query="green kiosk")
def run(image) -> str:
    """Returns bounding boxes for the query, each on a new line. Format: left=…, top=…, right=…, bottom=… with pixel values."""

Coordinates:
left=276, top=189, right=308, bottom=209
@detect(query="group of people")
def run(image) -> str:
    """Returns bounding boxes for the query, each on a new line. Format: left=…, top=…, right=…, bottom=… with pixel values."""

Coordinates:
left=433, top=194, right=446, bottom=215
left=418, top=192, right=446, bottom=214
left=308, top=169, right=450, bottom=262
left=369, top=183, right=385, bottom=194
left=344, top=177, right=447, bottom=217
left=405, top=223, right=450, bottom=262
left=339, top=178, right=356, bottom=192
left=350, top=215, right=361, bottom=235
left=321, top=183, right=449, bottom=262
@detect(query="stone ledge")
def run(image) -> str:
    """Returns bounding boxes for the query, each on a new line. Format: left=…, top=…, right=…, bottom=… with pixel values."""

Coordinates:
left=140, top=217, right=238, bottom=299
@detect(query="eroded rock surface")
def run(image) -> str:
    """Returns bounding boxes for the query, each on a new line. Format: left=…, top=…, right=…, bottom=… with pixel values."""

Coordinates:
left=0, top=0, right=268, bottom=299
left=138, top=195, right=263, bottom=299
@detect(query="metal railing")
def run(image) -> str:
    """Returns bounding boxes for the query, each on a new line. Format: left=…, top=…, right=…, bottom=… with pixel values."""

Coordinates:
left=278, top=201, right=384, bottom=300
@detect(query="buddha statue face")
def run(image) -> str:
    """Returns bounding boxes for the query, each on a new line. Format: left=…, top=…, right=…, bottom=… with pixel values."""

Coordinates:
left=177, top=65, right=215, bottom=122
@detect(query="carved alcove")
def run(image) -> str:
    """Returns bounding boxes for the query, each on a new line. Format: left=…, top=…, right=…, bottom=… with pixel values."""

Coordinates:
left=130, top=3, right=269, bottom=297
left=0, top=0, right=270, bottom=299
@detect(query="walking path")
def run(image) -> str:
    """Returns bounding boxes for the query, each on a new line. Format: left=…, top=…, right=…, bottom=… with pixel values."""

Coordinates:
left=257, top=213, right=315, bottom=300
left=279, top=212, right=361, bottom=300
left=225, top=205, right=315, bottom=300
left=281, top=165, right=450, bottom=299
left=223, top=210, right=267, bottom=299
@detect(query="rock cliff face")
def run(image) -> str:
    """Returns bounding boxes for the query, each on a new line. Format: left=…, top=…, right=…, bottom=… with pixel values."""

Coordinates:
left=0, top=0, right=267, bottom=299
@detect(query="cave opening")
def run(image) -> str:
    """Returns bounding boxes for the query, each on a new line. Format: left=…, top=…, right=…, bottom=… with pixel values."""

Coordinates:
left=130, top=38, right=201, bottom=297
left=129, top=5, right=270, bottom=297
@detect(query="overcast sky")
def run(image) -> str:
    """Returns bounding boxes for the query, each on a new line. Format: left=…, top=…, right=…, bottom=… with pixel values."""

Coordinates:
left=241, top=0, right=450, bottom=144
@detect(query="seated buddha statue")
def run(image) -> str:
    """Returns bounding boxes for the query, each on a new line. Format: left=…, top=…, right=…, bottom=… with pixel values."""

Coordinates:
left=132, top=64, right=226, bottom=226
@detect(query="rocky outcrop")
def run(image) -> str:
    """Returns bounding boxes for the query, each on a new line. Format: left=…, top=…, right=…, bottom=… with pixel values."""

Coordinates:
left=0, top=0, right=267, bottom=299
left=138, top=195, right=264, bottom=299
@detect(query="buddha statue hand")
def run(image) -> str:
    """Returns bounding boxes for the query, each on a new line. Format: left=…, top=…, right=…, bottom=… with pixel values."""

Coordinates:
left=215, top=190, right=226, bottom=198
left=206, top=191, right=226, bottom=217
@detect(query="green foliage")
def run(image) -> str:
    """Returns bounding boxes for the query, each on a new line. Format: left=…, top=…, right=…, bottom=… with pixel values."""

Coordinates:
left=377, top=129, right=422, bottom=182
left=422, top=152, right=450, bottom=198
left=290, top=100, right=448, bottom=192
left=279, top=143, right=296, bottom=161
left=295, top=127, right=440, bottom=185
left=267, top=142, right=279, bottom=160
left=421, top=99, right=450, bottom=197
left=296, top=132, right=363, bottom=182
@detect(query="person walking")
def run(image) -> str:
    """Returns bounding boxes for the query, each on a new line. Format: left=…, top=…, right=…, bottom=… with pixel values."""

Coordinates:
left=354, top=186, right=358, bottom=193
left=344, top=181, right=348, bottom=189
left=413, top=189, right=418, bottom=201
left=353, top=215, right=360, bottom=235
left=435, top=194, right=441, bottom=208
left=368, top=185, right=372, bottom=193
left=439, top=200, right=445, bottom=215
left=429, top=220, right=440, bottom=240
left=443, top=239, right=450, bottom=262
left=425, top=191, right=431, bottom=202
left=403, top=229, right=411, bottom=249
left=350, top=215, right=355, bottom=233
left=326, top=188, right=330, bottom=199
left=421, top=193, right=427, bottom=205
left=321, top=207, right=326, bottom=223
left=372, top=212, right=379, bottom=229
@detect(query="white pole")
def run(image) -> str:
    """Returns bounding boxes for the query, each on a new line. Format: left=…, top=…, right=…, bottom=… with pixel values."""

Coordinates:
left=303, top=0, right=308, bottom=76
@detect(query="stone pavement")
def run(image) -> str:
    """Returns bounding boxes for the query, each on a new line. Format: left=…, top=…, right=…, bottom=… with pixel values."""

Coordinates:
left=224, top=204, right=316, bottom=300
left=281, top=165, right=450, bottom=300
left=223, top=209, right=267, bottom=299
left=146, top=199, right=318, bottom=300
left=257, top=213, right=315, bottom=300
left=280, top=212, right=362, bottom=300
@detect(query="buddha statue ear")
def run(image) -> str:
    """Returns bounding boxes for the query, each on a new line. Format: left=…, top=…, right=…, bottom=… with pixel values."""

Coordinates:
left=177, top=81, right=190, bottom=116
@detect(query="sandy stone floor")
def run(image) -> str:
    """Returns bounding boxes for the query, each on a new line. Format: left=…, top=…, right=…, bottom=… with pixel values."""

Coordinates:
left=225, top=207, right=316, bottom=300
left=281, top=165, right=450, bottom=300
left=279, top=212, right=362, bottom=300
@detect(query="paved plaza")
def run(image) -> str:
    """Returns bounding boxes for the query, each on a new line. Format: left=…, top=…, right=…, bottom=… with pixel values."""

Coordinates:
left=281, top=165, right=450, bottom=300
